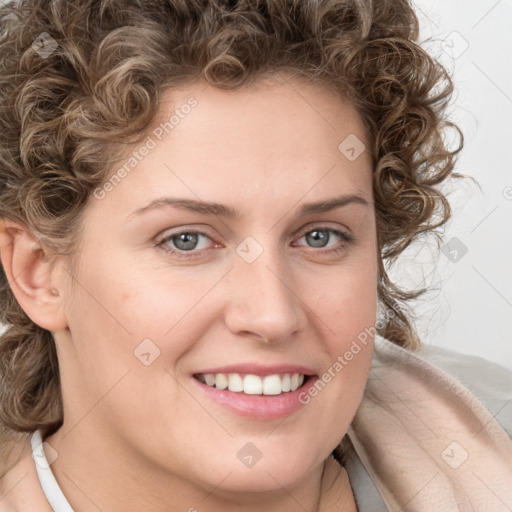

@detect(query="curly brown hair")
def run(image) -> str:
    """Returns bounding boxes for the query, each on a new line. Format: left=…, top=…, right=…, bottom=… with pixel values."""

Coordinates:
left=0, top=0, right=463, bottom=472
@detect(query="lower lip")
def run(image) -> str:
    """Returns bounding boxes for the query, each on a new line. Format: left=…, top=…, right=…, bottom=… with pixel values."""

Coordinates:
left=192, top=376, right=318, bottom=420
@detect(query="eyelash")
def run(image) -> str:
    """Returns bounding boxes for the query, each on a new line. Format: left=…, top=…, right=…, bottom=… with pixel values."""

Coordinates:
left=155, top=226, right=354, bottom=260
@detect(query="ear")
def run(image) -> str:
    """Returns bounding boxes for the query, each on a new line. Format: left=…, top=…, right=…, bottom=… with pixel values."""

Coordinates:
left=0, top=218, right=68, bottom=332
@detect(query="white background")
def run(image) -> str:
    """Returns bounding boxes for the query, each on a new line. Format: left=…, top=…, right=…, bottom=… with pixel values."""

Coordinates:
left=0, top=0, right=511, bottom=369
left=401, top=0, right=512, bottom=369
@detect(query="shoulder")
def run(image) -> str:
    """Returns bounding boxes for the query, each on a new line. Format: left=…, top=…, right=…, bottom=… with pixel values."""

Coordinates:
left=345, top=337, right=512, bottom=511
left=0, top=431, right=52, bottom=512
left=415, top=341, right=512, bottom=437
left=373, top=336, right=512, bottom=437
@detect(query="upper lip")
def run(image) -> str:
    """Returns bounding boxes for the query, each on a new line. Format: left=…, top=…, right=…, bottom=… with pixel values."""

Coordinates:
left=193, top=364, right=316, bottom=377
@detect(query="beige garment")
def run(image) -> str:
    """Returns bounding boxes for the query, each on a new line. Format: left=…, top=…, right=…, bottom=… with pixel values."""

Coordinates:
left=345, top=336, right=512, bottom=512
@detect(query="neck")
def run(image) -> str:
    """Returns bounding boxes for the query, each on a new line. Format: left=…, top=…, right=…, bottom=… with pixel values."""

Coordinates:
left=43, top=424, right=353, bottom=512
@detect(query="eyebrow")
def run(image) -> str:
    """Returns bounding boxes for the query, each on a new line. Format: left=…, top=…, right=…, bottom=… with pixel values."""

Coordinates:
left=127, top=193, right=370, bottom=221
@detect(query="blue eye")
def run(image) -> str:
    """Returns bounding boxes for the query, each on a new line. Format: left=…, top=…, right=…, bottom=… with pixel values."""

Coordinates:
left=156, top=226, right=354, bottom=260
left=295, top=228, right=353, bottom=250
left=156, top=230, right=213, bottom=258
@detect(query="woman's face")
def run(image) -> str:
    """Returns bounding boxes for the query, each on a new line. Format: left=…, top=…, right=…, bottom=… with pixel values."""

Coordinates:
left=53, top=76, right=378, bottom=497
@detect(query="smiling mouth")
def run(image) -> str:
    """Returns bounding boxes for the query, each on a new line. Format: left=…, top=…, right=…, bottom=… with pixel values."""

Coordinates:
left=193, top=372, right=310, bottom=396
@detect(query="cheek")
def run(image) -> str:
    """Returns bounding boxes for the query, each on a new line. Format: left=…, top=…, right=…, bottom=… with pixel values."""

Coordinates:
left=306, top=255, right=378, bottom=342
left=72, top=244, right=221, bottom=340
left=301, top=254, right=377, bottom=405
left=300, top=268, right=376, bottom=445
left=63, top=254, right=233, bottom=423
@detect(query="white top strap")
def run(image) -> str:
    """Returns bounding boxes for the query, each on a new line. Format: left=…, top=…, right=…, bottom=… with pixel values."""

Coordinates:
left=31, top=430, right=75, bottom=512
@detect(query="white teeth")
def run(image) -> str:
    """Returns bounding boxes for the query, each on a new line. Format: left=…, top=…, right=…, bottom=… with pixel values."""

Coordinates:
left=228, top=373, right=244, bottom=392
left=281, top=374, right=291, bottom=392
left=197, top=372, right=306, bottom=395
left=243, top=374, right=263, bottom=395
left=262, top=375, right=282, bottom=395
left=290, top=374, right=300, bottom=391
left=215, top=373, right=228, bottom=390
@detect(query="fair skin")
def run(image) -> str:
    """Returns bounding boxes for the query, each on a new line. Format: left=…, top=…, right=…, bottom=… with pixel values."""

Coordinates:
left=0, top=76, right=377, bottom=511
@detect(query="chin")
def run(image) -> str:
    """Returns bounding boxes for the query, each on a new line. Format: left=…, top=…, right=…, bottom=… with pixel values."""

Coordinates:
left=192, top=442, right=323, bottom=495
left=213, top=464, right=310, bottom=494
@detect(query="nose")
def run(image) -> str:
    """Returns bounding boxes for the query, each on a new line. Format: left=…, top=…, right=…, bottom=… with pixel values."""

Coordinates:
left=223, top=239, right=308, bottom=344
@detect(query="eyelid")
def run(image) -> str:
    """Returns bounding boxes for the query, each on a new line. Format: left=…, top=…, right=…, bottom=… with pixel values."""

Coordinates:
left=293, top=222, right=352, bottom=240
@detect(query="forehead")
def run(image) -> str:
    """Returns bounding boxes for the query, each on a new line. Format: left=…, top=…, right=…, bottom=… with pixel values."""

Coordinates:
left=93, top=76, right=373, bottom=221
left=154, top=75, right=368, bottom=155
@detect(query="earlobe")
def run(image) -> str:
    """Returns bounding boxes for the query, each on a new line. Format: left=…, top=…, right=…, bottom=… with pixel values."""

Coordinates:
left=0, top=218, right=68, bottom=332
